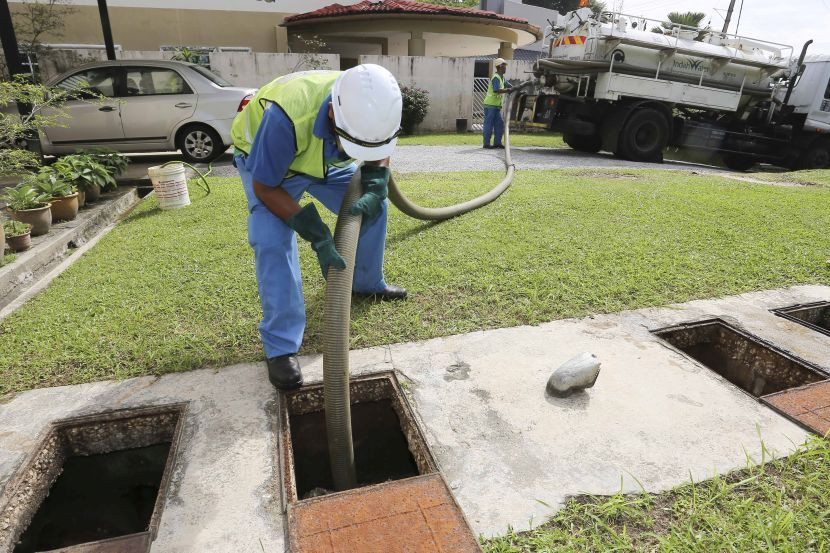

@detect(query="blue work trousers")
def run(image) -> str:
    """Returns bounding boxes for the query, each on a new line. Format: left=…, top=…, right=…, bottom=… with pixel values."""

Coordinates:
left=236, top=154, right=388, bottom=358
left=483, top=106, right=505, bottom=147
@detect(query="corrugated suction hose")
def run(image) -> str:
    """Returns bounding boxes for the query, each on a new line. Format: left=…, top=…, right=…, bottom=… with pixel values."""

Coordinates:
left=324, top=87, right=525, bottom=490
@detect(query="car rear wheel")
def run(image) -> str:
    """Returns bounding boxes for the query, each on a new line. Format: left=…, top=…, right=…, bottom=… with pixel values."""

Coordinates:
left=177, top=124, right=224, bottom=164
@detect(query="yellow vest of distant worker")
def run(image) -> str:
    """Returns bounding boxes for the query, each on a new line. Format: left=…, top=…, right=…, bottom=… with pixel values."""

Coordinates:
left=231, top=70, right=341, bottom=180
left=483, top=73, right=506, bottom=108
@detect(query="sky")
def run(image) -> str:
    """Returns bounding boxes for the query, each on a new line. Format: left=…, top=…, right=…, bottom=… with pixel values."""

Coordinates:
left=611, top=0, right=830, bottom=55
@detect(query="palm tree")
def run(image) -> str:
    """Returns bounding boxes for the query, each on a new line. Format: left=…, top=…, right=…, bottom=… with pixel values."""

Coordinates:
left=665, top=11, right=707, bottom=28
left=652, top=11, right=708, bottom=39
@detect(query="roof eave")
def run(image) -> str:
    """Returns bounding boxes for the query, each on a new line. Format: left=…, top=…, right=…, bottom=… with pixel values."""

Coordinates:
left=282, top=13, right=542, bottom=42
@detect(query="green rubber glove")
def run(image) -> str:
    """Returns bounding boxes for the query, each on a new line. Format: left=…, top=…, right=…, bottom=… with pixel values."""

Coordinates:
left=350, top=165, right=389, bottom=221
left=286, top=203, right=346, bottom=278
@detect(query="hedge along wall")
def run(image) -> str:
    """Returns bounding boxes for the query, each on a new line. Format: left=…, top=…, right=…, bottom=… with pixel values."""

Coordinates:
left=360, top=55, right=475, bottom=133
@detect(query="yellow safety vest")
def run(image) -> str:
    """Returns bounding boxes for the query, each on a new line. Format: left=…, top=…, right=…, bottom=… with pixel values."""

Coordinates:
left=231, top=70, right=345, bottom=180
left=483, top=73, right=506, bottom=108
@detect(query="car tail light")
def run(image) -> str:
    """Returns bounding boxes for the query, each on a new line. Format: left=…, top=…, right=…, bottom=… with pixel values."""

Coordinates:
left=238, top=94, right=253, bottom=112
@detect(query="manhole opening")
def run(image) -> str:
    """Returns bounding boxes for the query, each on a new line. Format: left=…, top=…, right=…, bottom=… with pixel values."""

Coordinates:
left=1, top=404, right=187, bottom=553
left=279, top=372, right=438, bottom=503
left=772, top=301, right=830, bottom=337
left=653, top=319, right=825, bottom=397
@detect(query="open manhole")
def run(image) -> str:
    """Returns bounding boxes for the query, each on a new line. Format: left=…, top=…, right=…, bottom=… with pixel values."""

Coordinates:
left=772, top=301, right=830, bottom=338
left=279, top=372, right=481, bottom=552
left=278, top=372, right=437, bottom=503
left=0, top=404, right=186, bottom=553
left=653, top=319, right=826, bottom=398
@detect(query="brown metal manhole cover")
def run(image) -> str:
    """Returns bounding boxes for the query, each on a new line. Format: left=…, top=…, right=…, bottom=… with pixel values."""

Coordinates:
left=279, top=372, right=481, bottom=552
left=288, top=474, right=480, bottom=553
left=762, top=381, right=830, bottom=436
left=772, top=301, right=830, bottom=338
left=653, top=319, right=826, bottom=398
left=0, top=403, right=187, bottom=553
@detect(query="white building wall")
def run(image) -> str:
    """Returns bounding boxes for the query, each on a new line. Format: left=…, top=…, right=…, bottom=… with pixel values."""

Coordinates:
left=360, top=55, right=475, bottom=132
left=209, top=52, right=340, bottom=88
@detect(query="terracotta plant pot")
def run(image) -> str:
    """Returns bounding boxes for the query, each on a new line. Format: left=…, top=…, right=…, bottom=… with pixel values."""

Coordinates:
left=7, top=231, right=31, bottom=252
left=49, top=193, right=79, bottom=222
left=77, top=188, right=86, bottom=208
left=11, top=204, right=52, bottom=237
left=84, top=185, right=101, bottom=203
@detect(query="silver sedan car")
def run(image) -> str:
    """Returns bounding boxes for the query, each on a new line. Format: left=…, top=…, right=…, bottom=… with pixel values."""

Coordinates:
left=42, top=60, right=256, bottom=163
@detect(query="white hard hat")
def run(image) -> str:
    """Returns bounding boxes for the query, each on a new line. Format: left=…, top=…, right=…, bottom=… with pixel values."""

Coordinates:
left=331, top=64, right=402, bottom=161
left=493, top=58, right=507, bottom=67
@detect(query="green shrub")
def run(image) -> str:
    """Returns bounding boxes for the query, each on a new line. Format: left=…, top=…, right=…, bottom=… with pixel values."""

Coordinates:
left=77, top=148, right=130, bottom=177
left=400, top=85, right=429, bottom=135
left=34, top=167, right=75, bottom=198
left=3, top=220, right=31, bottom=237
left=0, top=182, right=51, bottom=211
left=53, top=154, right=116, bottom=192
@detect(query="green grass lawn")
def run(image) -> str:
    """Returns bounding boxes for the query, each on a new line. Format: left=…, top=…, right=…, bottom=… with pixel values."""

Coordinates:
left=398, top=131, right=566, bottom=148
left=483, top=437, right=830, bottom=552
left=750, top=169, right=830, bottom=187
left=1, top=168, right=829, bottom=394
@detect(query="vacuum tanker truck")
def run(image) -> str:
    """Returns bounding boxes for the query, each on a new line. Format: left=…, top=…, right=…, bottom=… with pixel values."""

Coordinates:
left=516, top=8, right=830, bottom=170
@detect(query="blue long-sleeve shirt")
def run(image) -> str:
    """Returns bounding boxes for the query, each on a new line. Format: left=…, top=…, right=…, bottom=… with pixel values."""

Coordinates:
left=246, top=94, right=349, bottom=187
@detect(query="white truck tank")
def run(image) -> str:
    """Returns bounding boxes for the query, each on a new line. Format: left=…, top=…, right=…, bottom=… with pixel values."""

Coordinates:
left=545, top=9, right=793, bottom=98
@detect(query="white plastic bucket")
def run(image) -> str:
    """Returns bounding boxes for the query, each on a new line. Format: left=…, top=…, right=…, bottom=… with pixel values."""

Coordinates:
left=148, top=163, right=191, bottom=209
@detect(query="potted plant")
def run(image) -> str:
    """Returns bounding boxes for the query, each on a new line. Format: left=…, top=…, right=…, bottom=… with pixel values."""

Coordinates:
left=53, top=155, right=116, bottom=203
left=3, top=220, right=32, bottom=252
left=1, top=184, right=52, bottom=236
left=34, top=168, right=79, bottom=221
left=80, top=148, right=130, bottom=181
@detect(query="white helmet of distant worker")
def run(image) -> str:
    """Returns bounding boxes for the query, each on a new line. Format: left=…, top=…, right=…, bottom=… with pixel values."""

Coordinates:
left=331, top=64, right=403, bottom=161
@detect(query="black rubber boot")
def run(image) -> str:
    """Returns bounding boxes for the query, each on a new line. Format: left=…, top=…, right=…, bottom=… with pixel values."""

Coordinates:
left=353, top=285, right=408, bottom=301
left=266, top=354, right=303, bottom=390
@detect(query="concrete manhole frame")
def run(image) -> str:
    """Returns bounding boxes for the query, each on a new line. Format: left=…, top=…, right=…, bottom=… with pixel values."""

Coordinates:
left=276, top=371, right=439, bottom=507
left=652, top=318, right=829, bottom=401
left=772, top=301, right=830, bottom=338
left=0, top=402, right=188, bottom=553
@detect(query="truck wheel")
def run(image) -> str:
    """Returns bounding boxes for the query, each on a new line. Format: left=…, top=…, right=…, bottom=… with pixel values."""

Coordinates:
left=722, top=154, right=756, bottom=172
left=798, top=143, right=830, bottom=169
left=564, top=133, right=602, bottom=153
left=617, top=109, right=668, bottom=162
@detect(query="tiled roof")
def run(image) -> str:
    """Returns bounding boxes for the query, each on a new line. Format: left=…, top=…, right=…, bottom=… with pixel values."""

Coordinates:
left=284, top=0, right=530, bottom=25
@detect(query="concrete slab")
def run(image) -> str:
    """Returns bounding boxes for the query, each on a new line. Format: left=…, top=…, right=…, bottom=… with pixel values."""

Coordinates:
left=1, top=285, right=827, bottom=550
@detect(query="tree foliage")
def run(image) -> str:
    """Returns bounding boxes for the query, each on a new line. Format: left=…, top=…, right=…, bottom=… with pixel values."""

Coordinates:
left=523, top=0, right=606, bottom=15
left=0, top=77, right=87, bottom=177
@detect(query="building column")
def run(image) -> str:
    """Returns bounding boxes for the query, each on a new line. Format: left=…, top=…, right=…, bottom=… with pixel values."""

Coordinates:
left=408, top=31, right=426, bottom=57
left=497, top=41, right=514, bottom=60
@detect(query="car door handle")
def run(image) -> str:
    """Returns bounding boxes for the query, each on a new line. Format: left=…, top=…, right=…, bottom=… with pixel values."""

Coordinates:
left=98, top=106, right=116, bottom=112
left=175, top=103, right=193, bottom=108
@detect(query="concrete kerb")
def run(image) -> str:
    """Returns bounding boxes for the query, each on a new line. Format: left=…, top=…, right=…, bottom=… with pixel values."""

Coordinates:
left=1, top=284, right=827, bottom=549
left=0, top=187, right=141, bottom=317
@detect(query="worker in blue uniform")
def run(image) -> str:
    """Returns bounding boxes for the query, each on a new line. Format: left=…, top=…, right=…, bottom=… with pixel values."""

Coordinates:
left=482, top=57, right=514, bottom=149
left=231, top=65, right=405, bottom=390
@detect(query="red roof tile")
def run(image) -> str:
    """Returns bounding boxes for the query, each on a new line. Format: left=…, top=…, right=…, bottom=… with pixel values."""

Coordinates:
left=284, top=0, right=530, bottom=26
